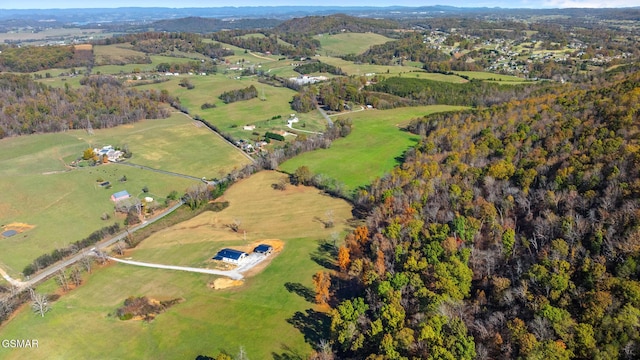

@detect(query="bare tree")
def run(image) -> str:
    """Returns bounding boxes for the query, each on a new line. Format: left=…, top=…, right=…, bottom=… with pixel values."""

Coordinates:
left=113, top=241, right=125, bottom=256
left=229, top=218, right=241, bottom=232
left=324, top=210, right=334, bottom=228
left=55, top=270, right=69, bottom=292
left=70, top=266, right=83, bottom=287
left=314, top=339, right=334, bottom=360
left=29, top=289, right=50, bottom=317
left=80, top=253, right=93, bottom=274
left=237, top=346, right=248, bottom=360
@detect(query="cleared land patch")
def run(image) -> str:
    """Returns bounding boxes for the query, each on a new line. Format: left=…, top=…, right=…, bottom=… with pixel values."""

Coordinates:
left=0, top=115, right=249, bottom=274
left=280, top=105, right=467, bottom=191
left=316, top=32, right=393, bottom=56
left=0, top=170, right=353, bottom=359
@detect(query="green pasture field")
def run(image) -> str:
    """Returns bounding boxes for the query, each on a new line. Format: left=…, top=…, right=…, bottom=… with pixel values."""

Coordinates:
left=315, top=32, right=393, bottom=56
left=0, top=171, right=353, bottom=359
left=280, top=105, right=467, bottom=191
left=93, top=44, right=148, bottom=65
left=73, top=113, right=252, bottom=178
left=316, top=56, right=466, bottom=83
left=454, top=71, right=533, bottom=83
left=0, top=115, right=248, bottom=275
left=35, top=75, right=85, bottom=88
left=92, top=55, right=200, bottom=75
left=136, top=74, right=327, bottom=138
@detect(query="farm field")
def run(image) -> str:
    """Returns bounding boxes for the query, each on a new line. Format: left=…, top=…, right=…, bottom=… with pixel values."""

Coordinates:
left=279, top=105, right=468, bottom=192
left=316, top=32, right=393, bottom=56
left=316, top=56, right=467, bottom=83
left=137, top=74, right=327, bottom=138
left=0, top=115, right=248, bottom=275
left=0, top=171, right=353, bottom=359
left=73, top=113, right=252, bottom=178
left=455, top=70, right=535, bottom=83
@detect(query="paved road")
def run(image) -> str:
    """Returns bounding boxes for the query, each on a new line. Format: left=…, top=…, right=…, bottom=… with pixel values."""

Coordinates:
left=2, top=200, right=185, bottom=292
left=316, top=104, right=334, bottom=127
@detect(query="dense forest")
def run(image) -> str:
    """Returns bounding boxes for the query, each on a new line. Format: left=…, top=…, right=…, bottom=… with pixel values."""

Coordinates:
left=319, top=66, right=640, bottom=359
left=273, top=14, right=399, bottom=36
left=0, top=74, right=171, bottom=138
left=0, top=45, right=92, bottom=72
left=290, top=74, right=550, bottom=113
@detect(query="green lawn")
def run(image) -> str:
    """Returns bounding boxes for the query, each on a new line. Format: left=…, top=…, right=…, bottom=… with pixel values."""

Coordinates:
left=0, top=171, right=353, bottom=359
left=0, top=115, right=249, bottom=275
left=316, top=32, right=393, bottom=56
left=280, top=105, right=467, bottom=192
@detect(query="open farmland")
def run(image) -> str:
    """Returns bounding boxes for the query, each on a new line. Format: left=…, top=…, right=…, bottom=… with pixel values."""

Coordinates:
left=316, top=32, right=393, bottom=56
left=279, top=105, right=467, bottom=191
left=0, top=171, right=353, bottom=359
left=137, top=74, right=328, bottom=138
left=0, top=115, right=249, bottom=275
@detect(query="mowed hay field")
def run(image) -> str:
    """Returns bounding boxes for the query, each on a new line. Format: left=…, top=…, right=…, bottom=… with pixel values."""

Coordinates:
left=280, top=105, right=468, bottom=191
left=0, top=116, right=248, bottom=275
left=316, top=32, right=393, bottom=56
left=0, top=171, right=353, bottom=359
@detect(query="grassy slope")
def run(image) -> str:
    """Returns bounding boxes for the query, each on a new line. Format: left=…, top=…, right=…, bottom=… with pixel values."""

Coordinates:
left=0, top=171, right=353, bottom=359
left=316, top=32, right=393, bottom=56
left=279, top=105, right=467, bottom=191
left=0, top=116, right=249, bottom=274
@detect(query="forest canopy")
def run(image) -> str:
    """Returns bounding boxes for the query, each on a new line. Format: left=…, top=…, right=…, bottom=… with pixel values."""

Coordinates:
left=327, top=68, right=640, bottom=359
left=0, top=74, right=171, bottom=138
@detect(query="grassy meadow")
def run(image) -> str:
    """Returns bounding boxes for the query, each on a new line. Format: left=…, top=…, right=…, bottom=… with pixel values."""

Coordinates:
left=0, top=171, right=353, bottom=359
left=316, top=32, right=393, bottom=56
left=280, top=105, right=467, bottom=191
left=0, top=115, right=249, bottom=275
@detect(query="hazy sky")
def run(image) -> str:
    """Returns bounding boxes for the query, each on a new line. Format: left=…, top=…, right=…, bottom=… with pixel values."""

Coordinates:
left=4, top=0, right=640, bottom=9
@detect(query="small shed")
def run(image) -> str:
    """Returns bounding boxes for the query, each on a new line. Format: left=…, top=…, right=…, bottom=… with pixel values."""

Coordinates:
left=254, top=244, right=273, bottom=256
left=213, top=248, right=248, bottom=264
left=111, top=190, right=131, bottom=202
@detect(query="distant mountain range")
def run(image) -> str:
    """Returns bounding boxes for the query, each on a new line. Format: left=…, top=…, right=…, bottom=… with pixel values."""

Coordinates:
left=0, top=6, right=637, bottom=30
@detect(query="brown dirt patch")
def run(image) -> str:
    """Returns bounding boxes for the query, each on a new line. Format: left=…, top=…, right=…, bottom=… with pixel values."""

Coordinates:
left=3, top=222, right=35, bottom=234
left=74, top=44, right=93, bottom=51
left=209, top=278, right=244, bottom=289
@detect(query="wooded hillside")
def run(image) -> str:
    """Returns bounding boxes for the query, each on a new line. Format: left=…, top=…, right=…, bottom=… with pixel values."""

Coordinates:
left=0, top=74, right=171, bottom=138
left=326, top=67, right=640, bottom=359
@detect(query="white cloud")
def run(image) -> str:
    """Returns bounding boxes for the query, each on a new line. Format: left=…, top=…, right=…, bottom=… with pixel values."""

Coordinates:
left=542, top=0, right=640, bottom=7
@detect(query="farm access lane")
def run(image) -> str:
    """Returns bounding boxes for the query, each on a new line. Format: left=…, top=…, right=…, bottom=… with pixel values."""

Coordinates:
left=104, top=252, right=268, bottom=280
left=0, top=200, right=184, bottom=292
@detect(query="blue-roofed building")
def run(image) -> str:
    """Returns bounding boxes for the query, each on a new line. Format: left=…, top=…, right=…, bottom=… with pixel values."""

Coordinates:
left=213, top=248, right=248, bottom=264
left=111, top=190, right=131, bottom=202
left=254, top=244, right=273, bottom=256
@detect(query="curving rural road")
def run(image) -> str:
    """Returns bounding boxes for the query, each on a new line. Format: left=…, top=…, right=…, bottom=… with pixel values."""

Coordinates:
left=1, top=200, right=185, bottom=292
